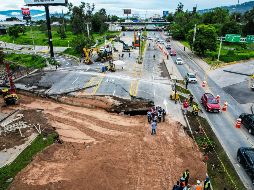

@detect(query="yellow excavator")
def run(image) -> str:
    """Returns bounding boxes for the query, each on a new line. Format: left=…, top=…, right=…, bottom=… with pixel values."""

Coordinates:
left=83, top=46, right=113, bottom=64
left=83, top=48, right=94, bottom=65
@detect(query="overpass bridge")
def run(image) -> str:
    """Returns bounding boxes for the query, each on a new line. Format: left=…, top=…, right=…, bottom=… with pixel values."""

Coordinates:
left=106, top=21, right=171, bottom=26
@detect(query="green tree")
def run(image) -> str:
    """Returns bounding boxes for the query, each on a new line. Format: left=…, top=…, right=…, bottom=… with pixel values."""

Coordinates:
left=0, top=48, right=4, bottom=65
left=71, top=35, right=94, bottom=54
left=109, top=15, right=119, bottom=22
left=202, top=8, right=229, bottom=24
left=243, top=7, right=254, bottom=35
left=187, top=24, right=217, bottom=55
left=91, top=8, right=108, bottom=34
left=175, top=2, right=184, bottom=14
left=221, top=21, right=242, bottom=36
left=8, top=26, right=20, bottom=38
left=166, top=13, right=174, bottom=22
left=68, top=2, right=95, bottom=34
left=57, top=25, right=66, bottom=39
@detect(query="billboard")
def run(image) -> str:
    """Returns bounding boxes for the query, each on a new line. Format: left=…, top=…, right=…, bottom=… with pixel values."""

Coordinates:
left=163, top=11, right=169, bottom=17
left=124, top=9, right=131, bottom=15
left=24, top=0, right=68, bottom=6
left=21, top=8, right=31, bottom=20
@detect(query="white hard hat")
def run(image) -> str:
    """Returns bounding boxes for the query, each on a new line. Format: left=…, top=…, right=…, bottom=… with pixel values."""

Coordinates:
left=197, top=180, right=201, bottom=184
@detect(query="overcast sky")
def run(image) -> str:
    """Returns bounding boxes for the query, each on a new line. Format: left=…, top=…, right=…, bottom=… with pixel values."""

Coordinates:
left=0, top=0, right=250, bottom=17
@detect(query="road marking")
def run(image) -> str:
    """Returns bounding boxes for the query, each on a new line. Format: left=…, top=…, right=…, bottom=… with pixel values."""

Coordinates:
left=66, top=62, right=69, bottom=66
left=72, top=76, right=79, bottom=84
left=163, top=99, right=168, bottom=113
left=92, top=74, right=106, bottom=95
left=113, top=90, right=116, bottom=96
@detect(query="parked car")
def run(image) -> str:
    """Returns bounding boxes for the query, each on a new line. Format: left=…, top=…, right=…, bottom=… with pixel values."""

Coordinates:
left=170, top=50, right=177, bottom=56
left=165, top=44, right=171, bottom=50
left=175, top=57, right=183, bottom=65
left=185, top=73, right=197, bottom=83
left=239, top=113, right=254, bottom=134
left=237, top=147, right=254, bottom=184
left=201, top=93, right=220, bottom=112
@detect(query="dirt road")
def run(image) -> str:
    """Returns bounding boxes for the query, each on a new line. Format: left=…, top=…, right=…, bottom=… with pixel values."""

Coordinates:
left=3, top=95, right=207, bottom=190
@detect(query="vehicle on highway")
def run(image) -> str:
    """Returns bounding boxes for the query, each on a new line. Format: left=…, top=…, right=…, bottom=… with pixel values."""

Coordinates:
left=251, top=84, right=254, bottom=91
left=237, top=147, right=254, bottom=184
left=239, top=113, right=254, bottom=134
left=147, top=37, right=153, bottom=40
left=166, top=38, right=170, bottom=42
left=185, top=73, right=197, bottom=83
left=201, top=93, right=221, bottom=112
left=165, top=44, right=171, bottom=50
left=170, top=50, right=176, bottom=56
left=175, top=57, right=183, bottom=65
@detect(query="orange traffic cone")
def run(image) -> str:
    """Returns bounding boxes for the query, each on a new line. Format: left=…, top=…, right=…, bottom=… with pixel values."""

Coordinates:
left=222, top=101, right=228, bottom=111
left=202, top=81, right=207, bottom=87
left=235, top=118, right=241, bottom=128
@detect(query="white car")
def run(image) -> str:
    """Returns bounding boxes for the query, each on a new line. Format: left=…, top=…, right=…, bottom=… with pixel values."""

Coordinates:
left=165, top=44, right=171, bottom=49
left=175, top=57, right=183, bottom=65
left=186, top=73, right=197, bottom=83
left=251, top=84, right=254, bottom=91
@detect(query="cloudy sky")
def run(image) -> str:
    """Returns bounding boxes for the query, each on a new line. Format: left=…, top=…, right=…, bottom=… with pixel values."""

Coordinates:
left=0, top=0, right=250, bottom=17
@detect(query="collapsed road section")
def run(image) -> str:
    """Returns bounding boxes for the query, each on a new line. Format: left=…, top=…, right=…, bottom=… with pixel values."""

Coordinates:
left=0, top=94, right=207, bottom=190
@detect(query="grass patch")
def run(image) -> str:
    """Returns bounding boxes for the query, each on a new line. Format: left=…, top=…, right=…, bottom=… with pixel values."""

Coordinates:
left=0, top=26, right=120, bottom=47
left=176, top=84, right=190, bottom=94
left=5, top=53, right=47, bottom=69
left=0, top=132, right=58, bottom=190
left=180, top=41, right=254, bottom=65
left=186, top=113, right=245, bottom=189
left=62, top=48, right=81, bottom=57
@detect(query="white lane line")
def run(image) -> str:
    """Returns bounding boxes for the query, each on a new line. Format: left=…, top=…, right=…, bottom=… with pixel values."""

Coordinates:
left=163, top=99, right=168, bottom=113
left=113, top=90, right=116, bottom=96
left=72, top=76, right=79, bottom=84
left=86, top=68, right=89, bottom=71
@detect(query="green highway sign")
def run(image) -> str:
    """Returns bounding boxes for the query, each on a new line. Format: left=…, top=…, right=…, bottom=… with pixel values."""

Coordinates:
left=225, top=34, right=241, bottom=42
left=246, top=35, right=254, bottom=43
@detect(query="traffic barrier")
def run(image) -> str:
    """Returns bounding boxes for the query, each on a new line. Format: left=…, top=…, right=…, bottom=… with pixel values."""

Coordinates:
left=222, top=101, right=228, bottom=111
left=216, top=95, right=220, bottom=103
left=235, top=118, right=241, bottom=128
left=202, top=81, right=207, bottom=87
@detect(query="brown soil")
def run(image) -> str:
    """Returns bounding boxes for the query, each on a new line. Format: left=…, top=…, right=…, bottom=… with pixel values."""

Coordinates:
left=1, top=94, right=207, bottom=190
left=0, top=108, right=53, bottom=151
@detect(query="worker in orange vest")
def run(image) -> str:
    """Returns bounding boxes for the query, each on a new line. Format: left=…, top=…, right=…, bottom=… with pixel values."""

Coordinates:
left=193, top=180, right=202, bottom=190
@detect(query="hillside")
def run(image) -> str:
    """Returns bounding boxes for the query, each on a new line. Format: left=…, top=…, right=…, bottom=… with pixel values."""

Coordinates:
left=199, top=1, right=254, bottom=14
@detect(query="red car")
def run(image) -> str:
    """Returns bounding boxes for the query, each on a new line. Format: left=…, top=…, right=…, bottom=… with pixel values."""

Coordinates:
left=170, top=49, right=176, bottom=56
left=201, top=93, right=220, bottom=112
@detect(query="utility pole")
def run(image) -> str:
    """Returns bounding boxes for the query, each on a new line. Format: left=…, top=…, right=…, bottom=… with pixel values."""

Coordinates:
left=85, top=22, right=91, bottom=38
left=45, top=5, right=54, bottom=58
left=217, top=36, right=223, bottom=61
left=62, top=9, right=65, bottom=33
left=192, top=24, right=197, bottom=53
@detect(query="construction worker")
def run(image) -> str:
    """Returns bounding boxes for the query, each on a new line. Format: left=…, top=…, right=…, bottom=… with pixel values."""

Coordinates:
left=182, top=169, right=190, bottom=185
left=172, top=181, right=180, bottom=190
left=185, top=79, right=189, bottom=89
left=147, top=111, right=152, bottom=123
left=129, top=52, right=131, bottom=57
left=192, top=104, right=199, bottom=116
left=189, top=94, right=193, bottom=106
left=158, top=111, right=162, bottom=123
left=153, top=54, right=156, bottom=59
left=162, top=108, right=166, bottom=122
left=180, top=177, right=186, bottom=187
left=193, top=180, right=202, bottom=190
left=204, top=176, right=211, bottom=190
left=151, top=120, right=157, bottom=135
left=183, top=99, right=189, bottom=115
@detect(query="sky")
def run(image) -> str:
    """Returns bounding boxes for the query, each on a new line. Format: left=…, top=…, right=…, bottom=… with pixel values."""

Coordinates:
left=0, top=0, right=251, bottom=17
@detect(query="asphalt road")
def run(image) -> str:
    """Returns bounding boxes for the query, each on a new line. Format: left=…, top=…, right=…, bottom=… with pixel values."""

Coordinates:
left=157, top=32, right=254, bottom=189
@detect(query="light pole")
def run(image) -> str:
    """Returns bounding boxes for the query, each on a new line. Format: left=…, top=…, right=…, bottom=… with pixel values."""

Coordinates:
left=192, top=24, right=197, bottom=53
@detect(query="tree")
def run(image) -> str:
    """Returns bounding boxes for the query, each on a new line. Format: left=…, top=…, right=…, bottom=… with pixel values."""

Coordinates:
left=175, top=2, right=184, bottom=14
left=91, top=9, right=108, bottom=34
left=230, top=12, right=242, bottom=22
left=187, top=24, right=217, bottom=55
left=202, top=8, right=229, bottom=24
left=6, top=17, right=19, bottom=21
left=8, top=26, right=21, bottom=38
left=109, top=15, right=119, bottom=22
left=71, top=34, right=94, bottom=54
left=221, top=21, right=242, bottom=36
left=68, top=2, right=95, bottom=34
left=57, top=25, right=66, bottom=39
left=243, top=7, right=254, bottom=35
left=166, top=13, right=174, bottom=22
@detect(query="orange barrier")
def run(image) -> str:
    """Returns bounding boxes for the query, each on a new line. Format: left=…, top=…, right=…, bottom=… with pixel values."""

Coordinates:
left=202, top=81, right=206, bottom=87
left=235, top=118, right=241, bottom=128
left=222, top=101, right=228, bottom=111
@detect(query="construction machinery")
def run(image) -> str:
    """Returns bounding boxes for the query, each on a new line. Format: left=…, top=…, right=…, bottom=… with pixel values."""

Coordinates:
left=107, top=61, right=116, bottom=72
left=113, top=38, right=131, bottom=52
left=133, top=31, right=140, bottom=48
left=83, top=45, right=113, bottom=64
left=0, top=62, right=18, bottom=105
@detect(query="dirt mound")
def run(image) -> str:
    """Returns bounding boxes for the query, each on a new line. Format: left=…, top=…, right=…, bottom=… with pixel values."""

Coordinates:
left=3, top=94, right=207, bottom=190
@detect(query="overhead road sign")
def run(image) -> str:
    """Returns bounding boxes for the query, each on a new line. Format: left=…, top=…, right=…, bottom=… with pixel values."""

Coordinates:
left=225, top=34, right=241, bottom=42
left=24, top=0, right=68, bottom=6
left=124, top=9, right=131, bottom=15
left=246, top=35, right=254, bottom=43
